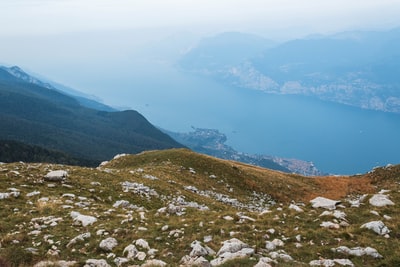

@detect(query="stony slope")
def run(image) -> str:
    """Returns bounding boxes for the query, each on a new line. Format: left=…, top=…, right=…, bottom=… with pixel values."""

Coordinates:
left=0, top=149, right=399, bottom=266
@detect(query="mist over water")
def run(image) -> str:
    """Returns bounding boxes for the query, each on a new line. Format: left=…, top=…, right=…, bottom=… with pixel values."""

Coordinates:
left=124, top=61, right=400, bottom=175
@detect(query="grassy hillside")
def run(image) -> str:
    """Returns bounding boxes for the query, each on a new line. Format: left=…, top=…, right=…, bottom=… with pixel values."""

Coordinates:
left=0, top=68, right=184, bottom=163
left=0, top=140, right=98, bottom=166
left=0, top=149, right=398, bottom=266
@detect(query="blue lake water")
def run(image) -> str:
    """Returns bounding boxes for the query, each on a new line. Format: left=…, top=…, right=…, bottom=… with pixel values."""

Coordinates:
left=116, top=63, right=400, bottom=175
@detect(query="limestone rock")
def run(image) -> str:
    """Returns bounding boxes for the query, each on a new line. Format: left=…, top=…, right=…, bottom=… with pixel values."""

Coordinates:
left=289, top=203, right=304, bottom=212
left=369, top=194, right=395, bottom=207
left=33, top=261, right=77, bottom=267
left=70, top=211, right=97, bottom=227
left=141, top=259, right=167, bottom=267
left=44, top=170, right=68, bottom=182
left=309, top=259, right=354, bottom=266
left=135, top=238, right=150, bottom=250
left=332, top=246, right=383, bottom=258
left=361, top=220, right=390, bottom=235
left=265, top=238, right=284, bottom=251
left=216, top=238, right=249, bottom=255
left=190, top=241, right=209, bottom=257
left=136, top=251, right=147, bottom=261
left=99, top=237, right=118, bottom=252
left=123, top=244, right=138, bottom=259
left=310, top=197, right=340, bottom=210
left=84, top=259, right=111, bottom=267
left=67, top=232, right=91, bottom=248
left=113, top=257, right=128, bottom=267
left=210, top=248, right=254, bottom=266
left=254, top=257, right=275, bottom=267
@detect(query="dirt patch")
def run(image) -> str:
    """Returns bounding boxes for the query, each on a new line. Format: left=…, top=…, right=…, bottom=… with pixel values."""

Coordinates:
left=305, top=176, right=375, bottom=201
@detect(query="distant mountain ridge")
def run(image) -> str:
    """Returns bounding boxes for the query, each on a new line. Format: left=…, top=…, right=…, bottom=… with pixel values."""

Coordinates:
left=0, top=66, right=184, bottom=164
left=0, top=65, right=116, bottom=112
left=178, top=28, right=400, bottom=114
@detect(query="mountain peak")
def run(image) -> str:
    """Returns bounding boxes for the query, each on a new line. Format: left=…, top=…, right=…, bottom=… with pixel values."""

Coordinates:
left=2, top=65, right=55, bottom=90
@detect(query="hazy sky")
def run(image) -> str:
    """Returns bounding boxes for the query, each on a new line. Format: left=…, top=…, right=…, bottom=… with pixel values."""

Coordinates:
left=1, top=0, right=400, bottom=37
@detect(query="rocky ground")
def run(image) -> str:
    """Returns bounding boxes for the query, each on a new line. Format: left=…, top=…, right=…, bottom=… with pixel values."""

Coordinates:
left=0, top=149, right=399, bottom=266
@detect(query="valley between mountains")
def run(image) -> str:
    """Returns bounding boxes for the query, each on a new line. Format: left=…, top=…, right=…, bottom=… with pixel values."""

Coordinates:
left=1, top=149, right=399, bottom=266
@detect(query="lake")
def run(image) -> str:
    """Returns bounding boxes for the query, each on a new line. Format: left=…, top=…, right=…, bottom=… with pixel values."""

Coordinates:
left=112, top=62, right=400, bottom=175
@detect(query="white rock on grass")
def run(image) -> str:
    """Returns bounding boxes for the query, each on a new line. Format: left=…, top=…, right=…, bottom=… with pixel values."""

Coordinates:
left=135, top=238, right=150, bottom=250
left=216, top=238, right=249, bottom=255
left=360, top=221, right=390, bottom=235
left=268, top=250, right=293, bottom=262
left=254, top=257, right=275, bottom=267
left=320, top=221, right=340, bottom=229
left=310, top=197, right=340, bottom=210
left=67, top=232, right=91, bottom=248
left=44, top=170, right=68, bottom=181
left=181, top=255, right=211, bottom=267
left=33, top=261, right=77, bottom=267
left=319, top=210, right=347, bottom=221
left=141, top=259, right=167, bottom=267
left=70, top=211, right=97, bottom=227
left=210, top=238, right=254, bottom=266
left=332, top=246, right=383, bottom=258
left=26, top=191, right=41, bottom=197
left=190, top=241, right=209, bottom=257
left=84, top=259, right=111, bottom=267
left=123, top=244, right=138, bottom=259
left=265, top=239, right=285, bottom=251
left=113, top=257, right=129, bottom=267
left=289, top=203, right=304, bottom=212
left=99, top=237, right=118, bottom=252
left=309, top=259, right=354, bottom=266
left=210, top=248, right=254, bottom=266
left=136, top=251, right=147, bottom=261
left=369, top=194, right=395, bottom=207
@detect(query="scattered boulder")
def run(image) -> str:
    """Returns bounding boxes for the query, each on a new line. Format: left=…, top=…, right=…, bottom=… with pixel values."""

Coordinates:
left=44, top=170, right=68, bottom=182
left=67, top=232, right=91, bottom=248
left=369, top=194, right=395, bottom=207
left=216, top=238, right=249, bottom=256
left=310, top=197, right=340, bottom=210
left=265, top=239, right=284, bottom=251
left=99, top=237, right=118, bottom=252
left=135, top=238, right=150, bottom=250
left=33, top=261, right=77, bottom=267
left=70, top=211, right=97, bottom=227
left=289, top=203, right=304, bottom=212
left=123, top=244, right=138, bottom=259
left=309, top=259, right=354, bottom=266
left=360, top=220, right=390, bottom=235
left=332, top=246, right=383, bottom=258
left=268, top=250, right=293, bottom=262
left=84, top=259, right=111, bottom=267
left=136, top=251, right=147, bottom=261
left=320, top=221, right=340, bottom=229
left=254, top=257, right=274, bottom=267
left=210, top=238, right=254, bottom=266
left=190, top=241, right=209, bottom=257
left=141, top=259, right=167, bottom=266
left=113, top=257, right=128, bottom=267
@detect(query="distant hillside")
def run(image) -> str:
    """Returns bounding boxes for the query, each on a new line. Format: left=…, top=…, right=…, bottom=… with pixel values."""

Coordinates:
left=0, top=149, right=399, bottom=266
left=179, top=28, right=400, bottom=114
left=1, top=66, right=117, bottom=112
left=0, top=66, right=184, bottom=163
left=164, top=127, right=323, bottom=176
left=0, top=140, right=98, bottom=166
